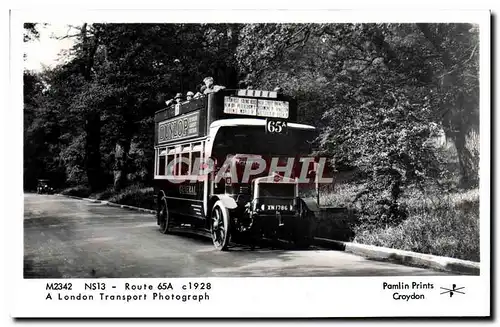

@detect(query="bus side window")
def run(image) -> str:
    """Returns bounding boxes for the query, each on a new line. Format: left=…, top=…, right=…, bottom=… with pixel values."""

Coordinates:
left=179, top=153, right=190, bottom=175
left=167, top=154, right=175, bottom=175
left=156, top=148, right=167, bottom=176
left=175, top=145, right=189, bottom=176
left=158, top=155, right=166, bottom=176
left=191, top=151, right=201, bottom=175
left=191, top=142, right=204, bottom=175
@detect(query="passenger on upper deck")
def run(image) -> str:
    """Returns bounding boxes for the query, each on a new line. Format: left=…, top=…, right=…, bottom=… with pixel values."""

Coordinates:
left=202, top=76, right=226, bottom=94
left=174, top=93, right=183, bottom=104
left=193, top=85, right=206, bottom=98
left=186, top=91, right=194, bottom=101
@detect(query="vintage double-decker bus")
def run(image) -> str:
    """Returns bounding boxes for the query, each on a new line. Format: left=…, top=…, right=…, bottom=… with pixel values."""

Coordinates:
left=153, top=88, right=321, bottom=250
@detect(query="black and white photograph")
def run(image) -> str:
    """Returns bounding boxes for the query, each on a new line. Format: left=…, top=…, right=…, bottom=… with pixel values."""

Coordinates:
left=5, top=6, right=491, bottom=318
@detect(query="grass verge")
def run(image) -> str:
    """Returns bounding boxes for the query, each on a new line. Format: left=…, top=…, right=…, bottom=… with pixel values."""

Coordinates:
left=60, top=185, right=92, bottom=198
left=61, top=184, right=156, bottom=210
left=353, top=188, right=479, bottom=262
left=107, top=185, right=156, bottom=210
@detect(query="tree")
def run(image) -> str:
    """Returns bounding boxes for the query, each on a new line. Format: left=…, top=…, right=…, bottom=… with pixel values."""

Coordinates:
left=23, top=23, right=40, bottom=42
left=235, top=23, right=479, bottom=225
left=417, top=23, right=479, bottom=188
left=39, top=23, right=106, bottom=191
left=83, top=23, right=244, bottom=191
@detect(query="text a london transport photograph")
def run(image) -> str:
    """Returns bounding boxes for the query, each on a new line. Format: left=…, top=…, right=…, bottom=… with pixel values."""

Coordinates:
left=22, top=21, right=483, bottom=281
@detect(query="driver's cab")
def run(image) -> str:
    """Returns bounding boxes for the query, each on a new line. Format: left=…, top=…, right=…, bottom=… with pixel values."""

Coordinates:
left=205, top=118, right=317, bottom=198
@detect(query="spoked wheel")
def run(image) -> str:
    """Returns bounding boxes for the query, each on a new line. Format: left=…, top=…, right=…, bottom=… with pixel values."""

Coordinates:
left=158, top=198, right=171, bottom=234
left=211, top=201, right=231, bottom=251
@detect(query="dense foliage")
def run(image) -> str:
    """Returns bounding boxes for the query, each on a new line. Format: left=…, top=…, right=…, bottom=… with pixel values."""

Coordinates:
left=236, top=23, right=479, bottom=225
left=24, top=23, right=479, bottom=230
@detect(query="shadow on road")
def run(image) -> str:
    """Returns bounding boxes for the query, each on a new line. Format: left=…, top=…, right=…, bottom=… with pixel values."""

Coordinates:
left=169, top=226, right=332, bottom=252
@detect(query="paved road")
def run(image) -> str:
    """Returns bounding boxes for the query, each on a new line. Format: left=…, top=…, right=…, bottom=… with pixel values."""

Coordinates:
left=24, top=193, right=449, bottom=278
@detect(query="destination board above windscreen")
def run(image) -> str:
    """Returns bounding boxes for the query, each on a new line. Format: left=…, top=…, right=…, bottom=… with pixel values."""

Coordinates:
left=223, top=96, right=290, bottom=119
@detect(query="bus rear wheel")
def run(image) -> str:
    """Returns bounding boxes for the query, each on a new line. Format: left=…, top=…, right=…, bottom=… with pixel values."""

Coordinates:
left=211, top=201, right=231, bottom=251
left=158, top=198, right=171, bottom=234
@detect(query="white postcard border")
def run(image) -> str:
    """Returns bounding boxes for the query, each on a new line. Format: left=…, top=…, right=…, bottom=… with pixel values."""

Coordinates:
left=7, top=8, right=491, bottom=318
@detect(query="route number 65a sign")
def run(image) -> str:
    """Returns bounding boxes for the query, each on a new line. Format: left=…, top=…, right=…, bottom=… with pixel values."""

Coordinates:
left=265, top=118, right=288, bottom=135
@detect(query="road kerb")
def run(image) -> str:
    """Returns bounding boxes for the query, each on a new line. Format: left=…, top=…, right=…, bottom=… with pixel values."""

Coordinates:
left=55, top=194, right=156, bottom=214
left=314, top=237, right=480, bottom=275
left=54, top=193, right=479, bottom=274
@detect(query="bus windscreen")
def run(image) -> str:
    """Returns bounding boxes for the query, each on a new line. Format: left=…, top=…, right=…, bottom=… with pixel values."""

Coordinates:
left=212, top=126, right=316, bottom=157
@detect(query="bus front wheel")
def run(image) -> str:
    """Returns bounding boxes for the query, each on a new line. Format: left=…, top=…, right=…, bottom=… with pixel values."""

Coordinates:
left=158, top=198, right=172, bottom=234
left=211, top=201, right=231, bottom=251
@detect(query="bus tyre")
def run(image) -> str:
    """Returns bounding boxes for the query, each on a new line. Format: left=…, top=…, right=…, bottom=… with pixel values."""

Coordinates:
left=158, top=198, right=171, bottom=234
left=211, top=200, right=231, bottom=251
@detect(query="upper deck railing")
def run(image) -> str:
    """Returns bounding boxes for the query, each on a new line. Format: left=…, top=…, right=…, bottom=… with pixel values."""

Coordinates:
left=154, top=89, right=298, bottom=146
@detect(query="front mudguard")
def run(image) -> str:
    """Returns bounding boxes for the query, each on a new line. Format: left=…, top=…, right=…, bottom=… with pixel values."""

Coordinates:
left=210, top=194, right=238, bottom=210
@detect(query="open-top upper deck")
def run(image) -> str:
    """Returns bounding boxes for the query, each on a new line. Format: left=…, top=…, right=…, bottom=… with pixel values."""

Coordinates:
left=154, top=89, right=299, bottom=147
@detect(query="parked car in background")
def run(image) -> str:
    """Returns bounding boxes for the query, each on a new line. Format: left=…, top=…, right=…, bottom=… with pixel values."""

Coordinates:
left=37, top=179, right=54, bottom=194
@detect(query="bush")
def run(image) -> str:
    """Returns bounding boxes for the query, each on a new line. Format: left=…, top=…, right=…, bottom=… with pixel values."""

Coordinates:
left=92, top=187, right=115, bottom=200
left=318, top=183, right=364, bottom=207
left=299, top=182, right=363, bottom=208
left=108, top=184, right=156, bottom=210
left=353, top=188, right=479, bottom=262
left=60, top=185, right=92, bottom=198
